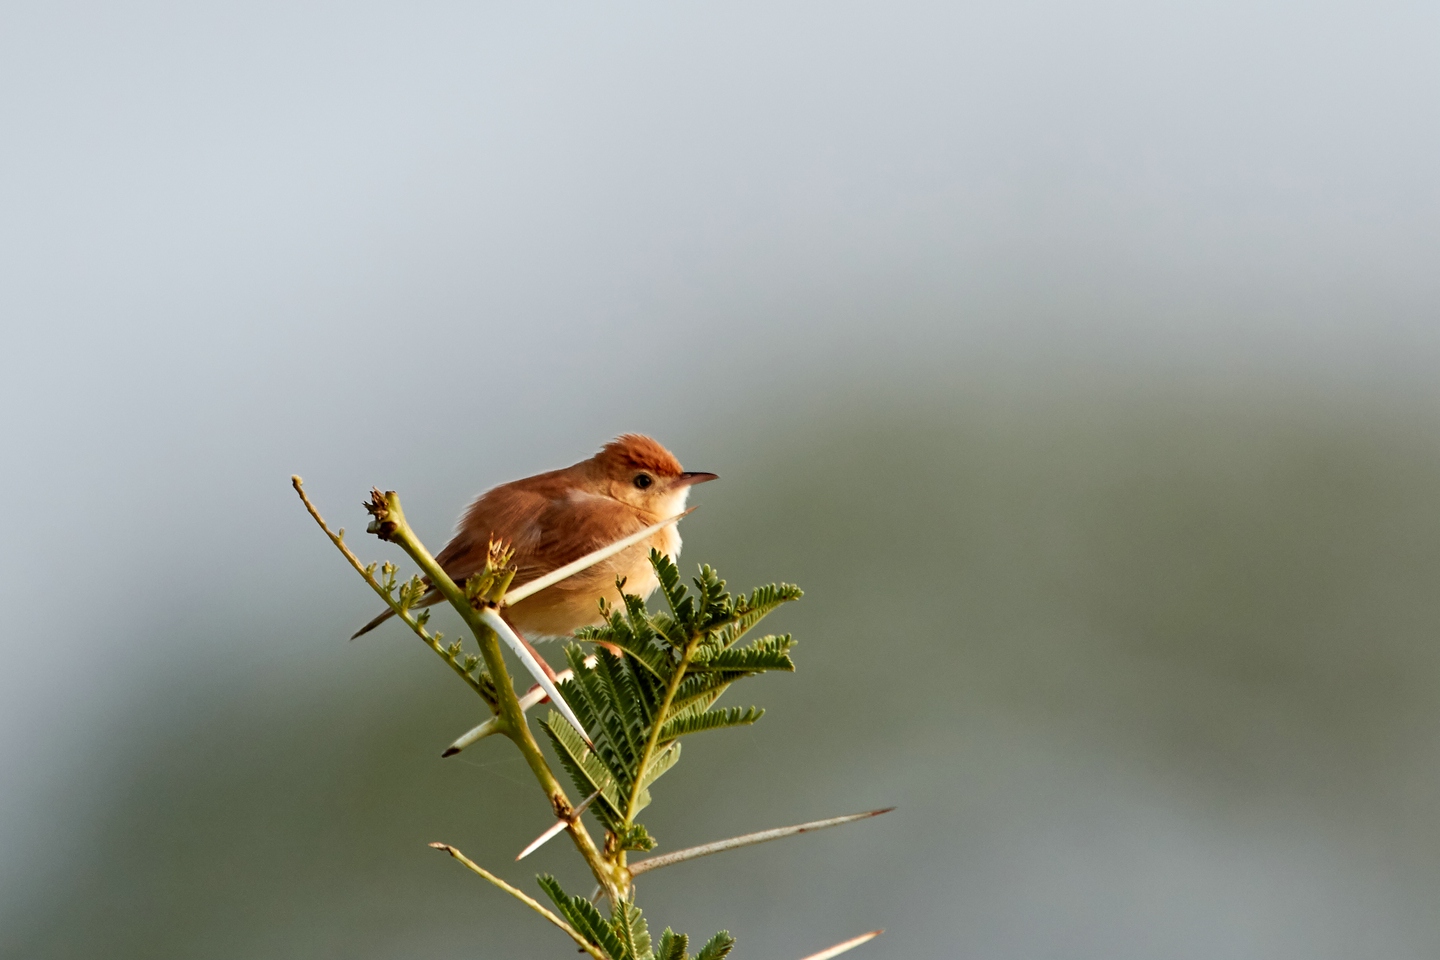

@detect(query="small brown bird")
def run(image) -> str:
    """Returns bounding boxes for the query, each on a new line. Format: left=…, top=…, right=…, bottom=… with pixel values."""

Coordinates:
left=352, top=434, right=716, bottom=641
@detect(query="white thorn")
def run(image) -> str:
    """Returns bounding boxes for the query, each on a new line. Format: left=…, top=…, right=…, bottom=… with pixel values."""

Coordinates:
left=795, top=930, right=883, bottom=960
left=628, top=808, right=893, bottom=876
left=515, top=788, right=604, bottom=860
left=441, top=717, right=502, bottom=756
left=516, top=819, right=569, bottom=861
left=478, top=607, right=592, bottom=746
left=441, top=670, right=574, bottom=757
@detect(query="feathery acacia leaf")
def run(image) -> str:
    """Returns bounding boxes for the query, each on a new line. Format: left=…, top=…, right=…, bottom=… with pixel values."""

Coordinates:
left=658, top=706, right=764, bottom=741
left=690, top=634, right=796, bottom=672
left=653, top=551, right=694, bottom=629
left=655, top=930, right=689, bottom=960
left=614, top=899, right=651, bottom=960
left=639, top=740, right=681, bottom=792
left=540, top=713, right=625, bottom=828
left=710, top=583, right=802, bottom=648
left=546, top=554, right=801, bottom=847
left=536, top=878, right=672, bottom=960
left=538, top=876, right=627, bottom=960
left=695, top=931, right=736, bottom=960
left=668, top=674, right=736, bottom=715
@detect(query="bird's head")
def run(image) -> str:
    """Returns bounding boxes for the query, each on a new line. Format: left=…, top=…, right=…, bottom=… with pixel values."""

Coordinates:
left=592, top=434, right=717, bottom=515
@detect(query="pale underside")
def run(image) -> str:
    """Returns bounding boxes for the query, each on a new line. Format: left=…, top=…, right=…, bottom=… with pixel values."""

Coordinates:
left=504, top=522, right=681, bottom=638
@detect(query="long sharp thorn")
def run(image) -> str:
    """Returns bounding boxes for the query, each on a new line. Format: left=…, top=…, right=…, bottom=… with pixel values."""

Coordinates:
left=441, top=670, right=574, bottom=758
left=516, top=819, right=569, bottom=861
left=501, top=509, right=694, bottom=606
left=628, top=807, right=895, bottom=876
left=516, top=788, right=604, bottom=860
left=441, top=717, right=501, bottom=757
left=571, top=785, right=603, bottom=817
left=796, top=931, right=883, bottom=960
left=478, top=607, right=592, bottom=746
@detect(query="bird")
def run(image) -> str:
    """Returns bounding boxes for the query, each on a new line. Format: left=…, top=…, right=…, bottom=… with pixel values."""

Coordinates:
left=352, top=434, right=717, bottom=643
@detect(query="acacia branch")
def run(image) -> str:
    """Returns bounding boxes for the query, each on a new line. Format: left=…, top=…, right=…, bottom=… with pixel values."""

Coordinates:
left=295, top=479, right=621, bottom=900
left=362, top=487, right=624, bottom=898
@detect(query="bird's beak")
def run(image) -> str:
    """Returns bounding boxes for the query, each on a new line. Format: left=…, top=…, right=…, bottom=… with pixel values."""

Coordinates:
left=675, top=471, right=718, bottom=487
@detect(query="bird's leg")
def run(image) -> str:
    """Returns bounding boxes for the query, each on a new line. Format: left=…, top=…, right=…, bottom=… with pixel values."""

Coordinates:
left=512, top=627, right=561, bottom=694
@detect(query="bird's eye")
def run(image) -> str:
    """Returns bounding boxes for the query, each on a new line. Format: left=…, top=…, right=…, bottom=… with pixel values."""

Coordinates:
left=633, top=474, right=653, bottom=489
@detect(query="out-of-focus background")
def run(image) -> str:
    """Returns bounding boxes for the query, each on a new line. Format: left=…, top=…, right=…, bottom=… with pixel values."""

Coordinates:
left=4, top=3, right=1440, bottom=958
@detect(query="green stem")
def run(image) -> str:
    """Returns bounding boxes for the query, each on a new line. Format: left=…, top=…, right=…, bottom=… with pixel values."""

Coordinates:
left=622, top=634, right=702, bottom=830
left=363, top=489, right=622, bottom=901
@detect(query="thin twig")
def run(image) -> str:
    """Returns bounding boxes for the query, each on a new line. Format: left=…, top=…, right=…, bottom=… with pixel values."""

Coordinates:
left=291, top=477, right=496, bottom=705
left=795, top=930, right=883, bottom=960
left=629, top=808, right=894, bottom=877
left=429, top=843, right=608, bottom=960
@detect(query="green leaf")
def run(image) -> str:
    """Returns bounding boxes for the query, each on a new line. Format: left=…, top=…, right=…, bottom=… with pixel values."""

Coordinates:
left=710, top=582, right=802, bottom=648
left=695, top=931, right=736, bottom=960
left=539, top=713, right=624, bottom=829
left=658, top=706, right=764, bottom=742
left=537, top=875, right=628, bottom=960
left=655, top=929, right=689, bottom=960
left=668, top=673, right=736, bottom=716
left=652, top=551, right=697, bottom=631
left=639, top=740, right=681, bottom=793
left=547, top=560, right=802, bottom=835
left=690, top=634, right=796, bottom=672
left=613, top=898, right=651, bottom=960
left=691, top=565, right=733, bottom=632
left=580, top=617, right=672, bottom=680
left=587, top=652, right=645, bottom=771
left=558, top=649, right=646, bottom=796
left=616, top=822, right=657, bottom=853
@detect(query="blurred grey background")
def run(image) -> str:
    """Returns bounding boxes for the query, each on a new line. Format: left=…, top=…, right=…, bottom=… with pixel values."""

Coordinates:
left=3, top=2, right=1439, bottom=958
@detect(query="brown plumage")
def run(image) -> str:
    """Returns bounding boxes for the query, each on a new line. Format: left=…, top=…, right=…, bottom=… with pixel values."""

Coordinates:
left=352, top=435, right=717, bottom=640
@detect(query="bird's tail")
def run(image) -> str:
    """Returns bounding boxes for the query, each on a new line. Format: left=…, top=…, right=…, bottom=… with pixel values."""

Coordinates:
left=350, top=591, right=443, bottom=639
left=351, top=607, right=396, bottom=639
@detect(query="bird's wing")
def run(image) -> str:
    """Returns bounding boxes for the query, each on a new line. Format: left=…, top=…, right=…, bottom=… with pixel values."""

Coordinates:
left=511, top=494, right=651, bottom=587
left=434, top=485, right=552, bottom=585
